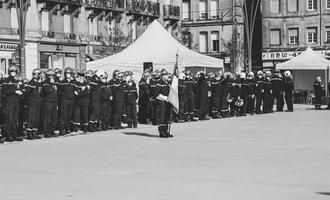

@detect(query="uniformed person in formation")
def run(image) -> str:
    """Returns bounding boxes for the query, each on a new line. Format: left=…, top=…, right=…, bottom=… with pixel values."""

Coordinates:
left=313, top=76, right=325, bottom=110
left=150, top=70, right=173, bottom=138
left=283, top=71, right=294, bottom=112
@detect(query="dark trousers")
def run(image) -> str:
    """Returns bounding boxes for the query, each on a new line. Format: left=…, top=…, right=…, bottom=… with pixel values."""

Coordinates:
left=74, top=103, right=89, bottom=126
left=89, top=100, right=100, bottom=124
left=220, top=96, right=229, bottom=113
left=284, top=92, right=293, bottom=111
left=5, top=102, right=19, bottom=138
left=263, top=92, right=273, bottom=113
left=211, top=97, right=220, bottom=117
left=238, top=96, right=248, bottom=116
left=99, top=102, right=110, bottom=128
left=39, top=98, right=45, bottom=135
left=273, top=91, right=284, bottom=111
left=138, top=96, right=148, bottom=123
left=27, top=103, right=40, bottom=131
left=44, top=101, right=57, bottom=135
left=199, top=97, right=208, bottom=119
left=113, top=100, right=123, bottom=128
left=156, top=100, right=171, bottom=136
left=126, top=103, right=137, bottom=126
left=247, top=96, right=255, bottom=114
left=60, top=98, right=74, bottom=131
left=185, top=95, right=195, bottom=116
left=255, top=93, right=263, bottom=113
left=178, top=97, right=186, bottom=120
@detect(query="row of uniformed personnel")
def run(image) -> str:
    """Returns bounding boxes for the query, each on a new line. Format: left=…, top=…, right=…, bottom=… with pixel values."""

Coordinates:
left=137, top=69, right=295, bottom=127
left=0, top=66, right=138, bottom=143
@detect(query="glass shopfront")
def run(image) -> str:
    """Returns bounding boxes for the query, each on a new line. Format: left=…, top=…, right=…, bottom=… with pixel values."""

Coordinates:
left=38, top=44, right=80, bottom=70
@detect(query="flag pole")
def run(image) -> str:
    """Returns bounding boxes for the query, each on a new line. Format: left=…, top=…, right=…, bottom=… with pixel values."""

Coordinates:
left=168, top=52, right=179, bottom=135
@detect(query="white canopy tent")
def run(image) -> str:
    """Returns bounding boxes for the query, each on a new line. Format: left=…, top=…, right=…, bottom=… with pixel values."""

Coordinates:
left=87, top=20, right=223, bottom=79
left=276, top=47, right=330, bottom=96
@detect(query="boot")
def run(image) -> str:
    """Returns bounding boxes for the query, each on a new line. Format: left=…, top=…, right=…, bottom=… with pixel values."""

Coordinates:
left=59, top=129, right=66, bottom=136
left=133, top=122, right=137, bottom=128
left=5, top=137, right=14, bottom=142
left=89, top=123, right=95, bottom=132
left=13, top=137, right=23, bottom=141
left=82, top=125, right=88, bottom=134
left=26, top=130, right=34, bottom=140
left=72, top=124, right=79, bottom=133
left=94, top=123, right=102, bottom=132
left=33, top=131, right=42, bottom=139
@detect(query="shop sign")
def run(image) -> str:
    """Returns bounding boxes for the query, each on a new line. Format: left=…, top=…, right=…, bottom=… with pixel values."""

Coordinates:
left=262, top=49, right=330, bottom=60
left=0, top=43, right=18, bottom=51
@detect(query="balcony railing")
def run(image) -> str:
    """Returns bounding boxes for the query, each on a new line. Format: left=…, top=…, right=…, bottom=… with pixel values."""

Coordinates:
left=163, top=4, right=180, bottom=20
left=36, top=0, right=83, bottom=6
left=85, top=0, right=125, bottom=10
left=126, top=0, right=160, bottom=17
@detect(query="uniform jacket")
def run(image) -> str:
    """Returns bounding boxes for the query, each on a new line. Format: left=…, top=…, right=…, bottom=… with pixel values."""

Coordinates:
left=60, top=78, right=77, bottom=99
left=99, top=81, right=112, bottom=103
left=42, top=78, right=58, bottom=103
left=89, top=76, right=101, bottom=102
left=210, top=78, right=222, bottom=98
left=124, top=82, right=138, bottom=104
left=2, top=76, right=22, bottom=103
left=75, top=81, right=91, bottom=106
left=284, top=77, right=294, bottom=93
left=110, top=78, right=124, bottom=101
left=271, top=75, right=284, bottom=93
left=313, top=81, right=324, bottom=97
left=184, top=78, right=195, bottom=97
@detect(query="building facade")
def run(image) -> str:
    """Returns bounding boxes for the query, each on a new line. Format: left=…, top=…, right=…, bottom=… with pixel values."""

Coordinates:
left=181, top=0, right=244, bottom=72
left=261, top=0, right=330, bottom=69
left=0, top=0, right=181, bottom=78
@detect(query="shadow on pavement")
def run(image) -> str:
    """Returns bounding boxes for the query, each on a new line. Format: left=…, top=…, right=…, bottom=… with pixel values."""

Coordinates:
left=317, top=192, right=330, bottom=196
left=122, top=132, right=159, bottom=138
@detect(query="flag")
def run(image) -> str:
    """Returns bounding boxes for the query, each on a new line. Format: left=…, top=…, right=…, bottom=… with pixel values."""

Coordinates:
left=168, top=53, right=179, bottom=114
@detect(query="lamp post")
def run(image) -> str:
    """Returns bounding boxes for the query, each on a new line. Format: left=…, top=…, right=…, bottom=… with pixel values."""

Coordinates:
left=15, top=0, right=29, bottom=77
left=242, top=0, right=260, bottom=72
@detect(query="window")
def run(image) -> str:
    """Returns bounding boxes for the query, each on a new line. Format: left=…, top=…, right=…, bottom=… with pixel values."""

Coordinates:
left=307, top=27, right=317, bottom=43
left=327, top=0, right=330, bottom=9
left=288, top=0, right=298, bottom=12
left=270, top=0, right=280, bottom=13
left=40, top=52, right=52, bottom=69
left=63, top=14, right=72, bottom=33
left=210, top=0, right=219, bottom=19
left=307, top=0, right=317, bottom=10
left=88, top=18, right=98, bottom=35
left=199, top=32, right=208, bottom=53
left=211, top=31, right=219, bottom=52
left=182, top=32, right=192, bottom=49
left=65, top=54, right=77, bottom=69
left=1, top=58, right=7, bottom=74
left=270, top=29, right=281, bottom=45
left=41, top=11, right=49, bottom=32
left=288, top=28, right=299, bottom=44
left=199, top=0, right=208, bottom=19
left=10, top=7, right=18, bottom=29
left=182, top=0, right=190, bottom=20
left=326, top=30, right=330, bottom=43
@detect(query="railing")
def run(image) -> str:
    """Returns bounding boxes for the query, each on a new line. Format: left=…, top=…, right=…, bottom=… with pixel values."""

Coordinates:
left=126, top=0, right=160, bottom=17
left=36, top=0, right=83, bottom=5
left=85, top=0, right=125, bottom=10
left=163, top=4, right=180, bottom=20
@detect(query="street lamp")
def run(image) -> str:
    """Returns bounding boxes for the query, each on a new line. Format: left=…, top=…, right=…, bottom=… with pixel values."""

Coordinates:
left=14, top=0, right=29, bottom=77
left=242, top=0, right=260, bottom=72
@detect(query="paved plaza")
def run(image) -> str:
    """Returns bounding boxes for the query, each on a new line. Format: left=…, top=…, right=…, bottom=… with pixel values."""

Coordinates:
left=0, top=105, right=329, bottom=200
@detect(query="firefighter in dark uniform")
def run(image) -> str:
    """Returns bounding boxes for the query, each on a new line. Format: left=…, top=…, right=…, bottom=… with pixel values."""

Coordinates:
left=54, top=68, right=62, bottom=130
left=220, top=72, right=230, bottom=118
left=42, top=69, right=58, bottom=137
left=229, top=74, right=239, bottom=116
left=124, top=76, right=138, bottom=128
left=16, top=76, right=26, bottom=139
left=327, top=82, right=330, bottom=110
left=150, top=70, right=172, bottom=138
left=198, top=71, right=210, bottom=120
left=99, top=71, right=112, bottom=130
left=283, top=71, right=294, bottom=112
left=88, top=71, right=101, bottom=132
left=73, top=73, right=91, bottom=133
left=59, top=67, right=77, bottom=135
left=255, top=71, right=264, bottom=114
left=184, top=71, right=197, bottom=121
left=2, top=66, right=24, bottom=142
left=0, top=72, right=4, bottom=143
left=24, top=69, right=42, bottom=140
left=237, top=72, right=249, bottom=116
left=110, top=70, right=125, bottom=129
left=263, top=71, right=273, bottom=113
left=271, top=71, right=284, bottom=112
left=210, top=71, right=222, bottom=118
left=38, top=70, right=47, bottom=136
left=177, top=72, right=187, bottom=122
left=313, top=76, right=324, bottom=110
left=148, top=71, right=157, bottom=125
left=138, top=72, right=150, bottom=124
left=247, top=72, right=256, bottom=115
